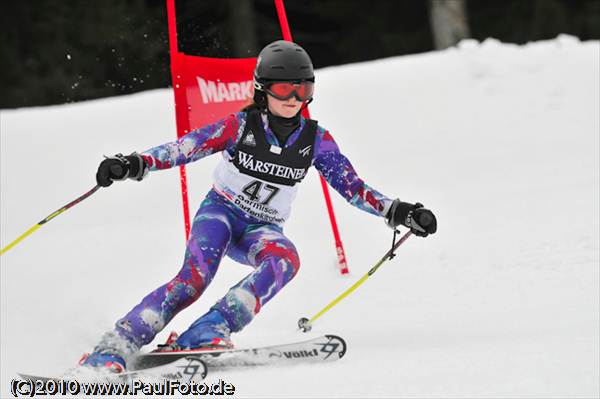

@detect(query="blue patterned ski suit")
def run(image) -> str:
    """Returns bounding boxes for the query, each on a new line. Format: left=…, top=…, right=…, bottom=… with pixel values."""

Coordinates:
left=111, top=111, right=392, bottom=351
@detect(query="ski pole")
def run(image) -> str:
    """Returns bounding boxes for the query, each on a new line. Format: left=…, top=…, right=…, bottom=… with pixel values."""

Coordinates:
left=298, top=230, right=412, bottom=332
left=1, top=185, right=101, bottom=256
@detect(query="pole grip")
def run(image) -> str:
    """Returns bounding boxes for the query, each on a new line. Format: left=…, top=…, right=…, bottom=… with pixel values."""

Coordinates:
left=110, top=164, right=124, bottom=177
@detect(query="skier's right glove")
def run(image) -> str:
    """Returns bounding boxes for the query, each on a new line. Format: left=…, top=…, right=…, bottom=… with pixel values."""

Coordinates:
left=96, top=152, right=148, bottom=187
left=385, top=199, right=437, bottom=237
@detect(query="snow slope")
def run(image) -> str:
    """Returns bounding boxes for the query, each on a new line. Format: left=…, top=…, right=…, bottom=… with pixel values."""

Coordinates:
left=1, top=36, right=598, bottom=398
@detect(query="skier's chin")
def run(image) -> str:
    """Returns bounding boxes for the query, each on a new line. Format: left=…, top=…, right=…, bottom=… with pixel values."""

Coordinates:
left=280, top=107, right=300, bottom=118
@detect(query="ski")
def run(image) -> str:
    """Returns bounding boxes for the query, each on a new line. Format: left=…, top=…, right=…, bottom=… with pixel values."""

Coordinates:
left=131, top=334, right=346, bottom=371
left=16, top=335, right=346, bottom=385
left=18, top=356, right=207, bottom=384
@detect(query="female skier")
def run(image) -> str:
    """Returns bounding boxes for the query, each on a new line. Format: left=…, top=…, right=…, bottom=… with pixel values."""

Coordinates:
left=80, top=40, right=437, bottom=372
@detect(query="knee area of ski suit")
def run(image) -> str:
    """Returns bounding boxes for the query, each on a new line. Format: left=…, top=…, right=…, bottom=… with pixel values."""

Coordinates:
left=202, top=190, right=301, bottom=332
left=216, top=219, right=300, bottom=332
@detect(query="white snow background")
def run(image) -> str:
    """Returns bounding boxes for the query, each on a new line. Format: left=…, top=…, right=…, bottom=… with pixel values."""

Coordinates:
left=1, top=36, right=599, bottom=398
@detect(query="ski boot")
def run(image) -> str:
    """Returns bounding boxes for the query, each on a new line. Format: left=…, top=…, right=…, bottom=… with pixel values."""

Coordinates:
left=78, top=330, right=137, bottom=373
left=78, top=352, right=126, bottom=373
left=157, top=309, right=234, bottom=352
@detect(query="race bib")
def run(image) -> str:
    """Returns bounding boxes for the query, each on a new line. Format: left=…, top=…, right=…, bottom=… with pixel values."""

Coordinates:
left=213, top=153, right=298, bottom=225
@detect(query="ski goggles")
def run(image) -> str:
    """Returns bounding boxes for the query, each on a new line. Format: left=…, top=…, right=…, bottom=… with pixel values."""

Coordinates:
left=264, top=81, right=314, bottom=101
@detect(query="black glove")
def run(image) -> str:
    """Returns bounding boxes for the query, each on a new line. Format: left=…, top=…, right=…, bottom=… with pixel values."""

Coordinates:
left=96, top=152, right=148, bottom=187
left=386, top=199, right=437, bottom=237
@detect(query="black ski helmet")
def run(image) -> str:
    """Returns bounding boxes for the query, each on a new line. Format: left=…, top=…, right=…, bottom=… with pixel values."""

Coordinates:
left=253, top=40, right=314, bottom=107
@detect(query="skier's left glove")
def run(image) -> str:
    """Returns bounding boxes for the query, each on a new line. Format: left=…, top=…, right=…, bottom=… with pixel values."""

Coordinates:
left=96, top=152, right=148, bottom=187
left=385, top=199, right=437, bottom=237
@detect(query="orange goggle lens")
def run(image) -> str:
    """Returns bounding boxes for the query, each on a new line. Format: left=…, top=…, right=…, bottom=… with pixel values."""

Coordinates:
left=266, top=81, right=314, bottom=101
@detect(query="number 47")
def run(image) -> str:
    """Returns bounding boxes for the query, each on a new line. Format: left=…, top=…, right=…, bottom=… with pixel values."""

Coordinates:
left=242, top=181, right=280, bottom=205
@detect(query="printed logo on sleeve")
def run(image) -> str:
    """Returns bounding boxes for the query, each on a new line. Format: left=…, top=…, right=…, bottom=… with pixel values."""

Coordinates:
left=243, top=132, right=257, bottom=146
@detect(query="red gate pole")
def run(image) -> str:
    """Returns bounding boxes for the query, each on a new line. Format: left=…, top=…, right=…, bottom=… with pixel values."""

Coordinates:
left=273, top=0, right=349, bottom=274
left=166, top=0, right=192, bottom=239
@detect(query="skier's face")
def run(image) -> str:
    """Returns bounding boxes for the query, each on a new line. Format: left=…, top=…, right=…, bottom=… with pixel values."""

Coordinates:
left=267, top=94, right=302, bottom=118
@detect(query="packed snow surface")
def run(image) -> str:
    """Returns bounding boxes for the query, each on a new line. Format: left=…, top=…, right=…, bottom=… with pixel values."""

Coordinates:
left=1, top=36, right=599, bottom=397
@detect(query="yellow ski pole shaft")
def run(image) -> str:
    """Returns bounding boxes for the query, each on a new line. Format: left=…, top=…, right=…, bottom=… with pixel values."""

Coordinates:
left=298, top=230, right=412, bottom=332
left=1, top=185, right=101, bottom=256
